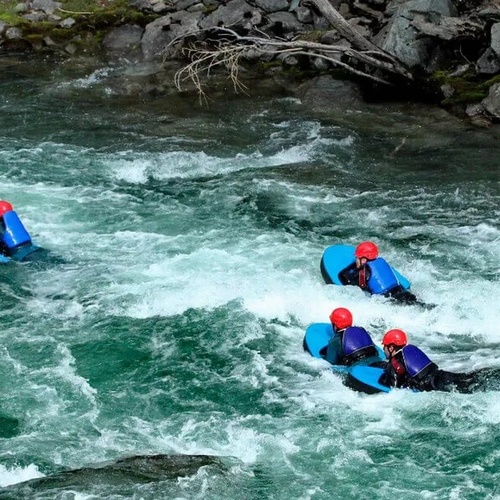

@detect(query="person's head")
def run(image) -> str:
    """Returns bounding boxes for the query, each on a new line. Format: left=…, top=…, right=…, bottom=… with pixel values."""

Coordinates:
left=329, top=307, right=353, bottom=332
left=382, top=328, right=408, bottom=358
left=0, top=200, right=13, bottom=216
left=354, top=241, right=378, bottom=268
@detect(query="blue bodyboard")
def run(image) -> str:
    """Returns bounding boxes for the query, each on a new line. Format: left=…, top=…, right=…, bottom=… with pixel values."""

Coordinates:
left=303, top=323, right=348, bottom=374
left=303, top=323, right=333, bottom=359
left=321, top=245, right=355, bottom=285
left=320, top=244, right=411, bottom=291
left=348, top=365, right=391, bottom=394
left=12, top=244, right=41, bottom=261
left=304, top=323, right=386, bottom=378
left=305, top=322, right=417, bottom=394
left=0, top=244, right=41, bottom=264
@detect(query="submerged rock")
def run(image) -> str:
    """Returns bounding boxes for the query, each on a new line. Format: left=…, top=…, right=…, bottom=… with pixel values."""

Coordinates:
left=0, top=454, right=225, bottom=497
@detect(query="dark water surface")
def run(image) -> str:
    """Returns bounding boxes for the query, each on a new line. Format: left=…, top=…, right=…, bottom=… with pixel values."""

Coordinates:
left=0, top=55, right=499, bottom=499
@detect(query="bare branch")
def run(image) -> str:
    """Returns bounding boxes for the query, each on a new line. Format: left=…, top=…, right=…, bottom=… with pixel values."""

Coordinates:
left=307, top=0, right=380, bottom=52
left=166, top=13, right=413, bottom=103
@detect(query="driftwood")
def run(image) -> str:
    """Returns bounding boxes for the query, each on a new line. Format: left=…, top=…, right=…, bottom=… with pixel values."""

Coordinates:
left=168, top=1, right=414, bottom=102
left=308, top=0, right=381, bottom=52
left=170, top=30, right=413, bottom=102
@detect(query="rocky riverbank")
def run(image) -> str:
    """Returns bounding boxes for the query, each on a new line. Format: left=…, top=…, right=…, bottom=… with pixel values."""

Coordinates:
left=2, top=0, right=500, bottom=127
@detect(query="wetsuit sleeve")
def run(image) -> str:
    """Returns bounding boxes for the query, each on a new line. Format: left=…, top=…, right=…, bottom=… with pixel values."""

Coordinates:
left=325, top=335, right=342, bottom=365
left=388, top=285, right=418, bottom=304
left=378, top=364, right=394, bottom=387
left=429, top=367, right=500, bottom=393
left=0, top=218, right=8, bottom=257
left=338, top=263, right=358, bottom=286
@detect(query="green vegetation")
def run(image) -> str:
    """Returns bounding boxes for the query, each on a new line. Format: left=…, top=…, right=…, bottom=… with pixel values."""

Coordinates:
left=296, top=30, right=327, bottom=43
left=0, top=0, right=156, bottom=29
left=0, top=0, right=158, bottom=53
left=431, top=70, right=500, bottom=106
left=0, top=0, right=23, bottom=24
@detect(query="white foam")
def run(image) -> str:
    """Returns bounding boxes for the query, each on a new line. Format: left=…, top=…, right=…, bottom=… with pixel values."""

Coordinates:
left=55, top=67, right=112, bottom=90
left=0, top=464, right=44, bottom=487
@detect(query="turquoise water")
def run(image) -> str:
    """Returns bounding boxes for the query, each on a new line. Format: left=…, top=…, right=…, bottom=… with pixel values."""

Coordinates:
left=0, top=55, right=499, bottom=499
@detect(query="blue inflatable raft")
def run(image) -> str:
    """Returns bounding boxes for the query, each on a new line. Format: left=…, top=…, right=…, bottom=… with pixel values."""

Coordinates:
left=303, top=322, right=391, bottom=394
left=320, top=244, right=411, bottom=291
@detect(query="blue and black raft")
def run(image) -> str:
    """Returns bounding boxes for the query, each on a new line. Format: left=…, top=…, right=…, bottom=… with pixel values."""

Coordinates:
left=320, top=244, right=422, bottom=305
left=303, top=322, right=392, bottom=394
left=0, top=209, right=41, bottom=263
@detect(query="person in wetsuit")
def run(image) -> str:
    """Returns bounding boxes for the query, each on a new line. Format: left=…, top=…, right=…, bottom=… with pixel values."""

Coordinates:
left=0, top=200, right=14, bottom=256
left=379, top=328, right=500, bottom=393
left=320, top=307, right=382, bottom=366
left=338, top=241, right=418, bottom=305
left=0, top=200, right=33, bottom=258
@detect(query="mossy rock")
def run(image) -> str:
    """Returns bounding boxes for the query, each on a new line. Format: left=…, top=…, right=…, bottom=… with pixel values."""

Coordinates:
left=431, top=71, right=493, bottom=106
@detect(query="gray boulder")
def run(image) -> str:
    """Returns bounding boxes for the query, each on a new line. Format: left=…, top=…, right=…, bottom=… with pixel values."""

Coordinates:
left=482, top=82, right=500, bottom=121
left=491, top=22, right=500, bottom=57
left=142, top=11, right=203, bottom=61
left=32, top=0, right=61, bottom=15
left=373, top=0, right=458, bottom=71
left=252, top=0, right=289, bottom=13
left=199, top=0, right=260, bottom=30
left=103, top=24, right=144, bottom=60
left=476, top=47, right=500, bottom=75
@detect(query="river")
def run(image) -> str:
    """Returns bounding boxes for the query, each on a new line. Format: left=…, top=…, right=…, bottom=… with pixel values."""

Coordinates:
left=0, top=54, right=499, bottom=499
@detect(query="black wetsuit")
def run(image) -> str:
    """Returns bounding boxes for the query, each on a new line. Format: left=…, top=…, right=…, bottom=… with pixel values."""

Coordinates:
left=339, top=262, right=418, bottom=305
left=380, top=349, right=500, bottom=393
left=0, top=217, right=9, bottom=257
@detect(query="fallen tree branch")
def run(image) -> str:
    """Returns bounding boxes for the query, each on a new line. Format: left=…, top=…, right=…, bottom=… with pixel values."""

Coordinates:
left=308, top=0, right=381, bottom=52
left=174, top=43, right=249, bottom=104
left=57, top=7, right=94, bottom=15
left=165, top=11, right=413, bottom=101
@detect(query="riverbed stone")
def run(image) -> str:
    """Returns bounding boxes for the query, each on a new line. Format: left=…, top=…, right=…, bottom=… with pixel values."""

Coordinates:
left=14, top=2, right=29, bottom=13
left=103, top=24, right=144, bottom=59
left=296, top=75, right=366, bottom=115
left=476, top=47, right=500, bottom=75
left=199, top=0, right=260, bottom=30
left=295, top=6, right=313, bottom=23
left=5, top=27, right=23, bottom=40
left=252, top=0, right=289, bottom=13
left=373, top=0, right=458, bottom=71
left=262, top=11, right=309, bottom=37
left=32, top=0, right=61, bottom=15
left=142, top=11, right=203, bottom=61
left=491, top=23, right=500, bottom=57
left=23, top=12, right=47, bottom=21
left=482, top=82, right=500, bottom=121
left=59, top=17, right=76, bottom=28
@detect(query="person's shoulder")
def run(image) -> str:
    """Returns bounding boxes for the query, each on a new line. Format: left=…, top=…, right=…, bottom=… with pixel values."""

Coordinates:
left=349, top=325, right=370, bottom=334
left=402, top=344, right=426, bottom=357
left=404, top=344, right=425, bottom=352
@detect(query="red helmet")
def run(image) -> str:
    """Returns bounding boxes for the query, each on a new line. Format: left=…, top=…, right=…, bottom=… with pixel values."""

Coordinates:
left=355, top=241, right=378, bottom=260
left=382, top=329, right=408, bottom=347
left=329, top=307, right=353, bottom=330
left=0, top=200, right=13, bottom=216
